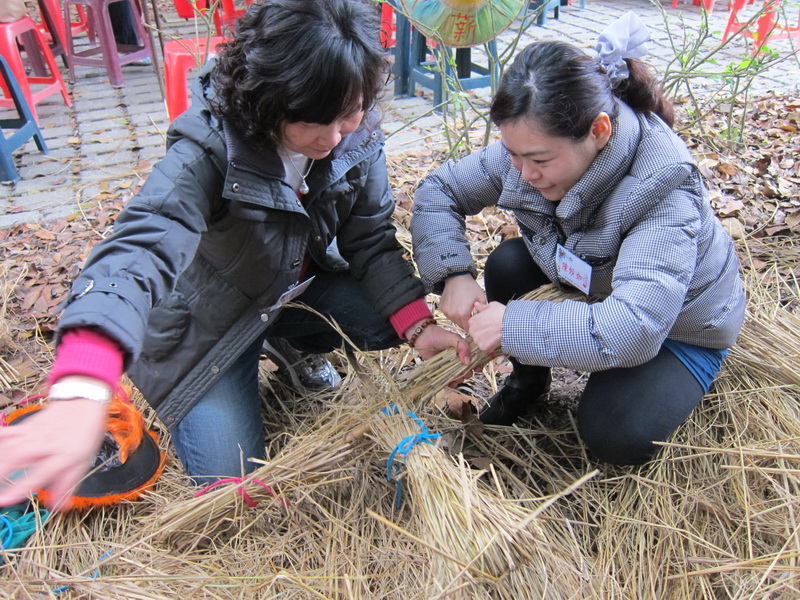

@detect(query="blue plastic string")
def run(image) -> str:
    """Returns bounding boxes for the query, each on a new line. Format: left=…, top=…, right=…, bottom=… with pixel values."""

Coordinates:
left=53, top=549, right=115, bottom=594
left=385, top=410, right=440, bottom=508
left=0, top=515, right=13, bottom=549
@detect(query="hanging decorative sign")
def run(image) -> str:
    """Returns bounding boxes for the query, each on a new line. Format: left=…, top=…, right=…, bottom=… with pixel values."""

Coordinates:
left=399, top=0, right=525, bottom=47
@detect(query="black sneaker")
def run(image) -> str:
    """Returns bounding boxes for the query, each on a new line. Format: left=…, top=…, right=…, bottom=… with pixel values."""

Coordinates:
left=262, top=338, right=342, bottom=393
left=478, top=369, right=551, bottom=426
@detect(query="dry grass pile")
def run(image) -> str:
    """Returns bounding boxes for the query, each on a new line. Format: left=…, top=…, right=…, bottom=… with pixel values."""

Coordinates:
left=0, top=270, right=24, bottom=392
left=2, top=243, right=799, bottom=598
left=570, top=266, right=800, bottom=598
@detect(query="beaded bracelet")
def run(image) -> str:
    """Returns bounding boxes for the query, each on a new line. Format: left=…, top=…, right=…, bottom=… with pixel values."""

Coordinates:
left=407, top=317, right=437, bottom=348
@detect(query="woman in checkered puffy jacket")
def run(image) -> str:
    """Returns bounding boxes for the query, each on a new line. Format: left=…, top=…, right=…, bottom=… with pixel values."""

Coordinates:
left=411, top=30, right=745, bottom=466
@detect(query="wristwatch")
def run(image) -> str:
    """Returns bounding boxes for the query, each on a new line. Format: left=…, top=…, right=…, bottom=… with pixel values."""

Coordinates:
left=49, top=379, right=112, bottom=404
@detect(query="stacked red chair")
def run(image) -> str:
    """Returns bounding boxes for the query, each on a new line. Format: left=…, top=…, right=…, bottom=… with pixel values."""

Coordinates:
left=723, top=0, right=800, bottom=52
left=164, top=35, right=227, bottom=121
left=62, top=0, right=155, bottom=87
left=0, top=14, right=71, bottom=123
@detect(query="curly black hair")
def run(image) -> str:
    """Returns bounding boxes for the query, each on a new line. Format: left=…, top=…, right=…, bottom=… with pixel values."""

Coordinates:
left=209, top=0, right=388, bottom=150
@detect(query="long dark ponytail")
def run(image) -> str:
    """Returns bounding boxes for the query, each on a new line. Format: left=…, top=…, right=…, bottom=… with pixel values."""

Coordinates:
left=490, top=41, right=673, bottom=140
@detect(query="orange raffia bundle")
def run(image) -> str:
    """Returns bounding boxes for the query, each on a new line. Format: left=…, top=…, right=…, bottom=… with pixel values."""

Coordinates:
left=3, top=387, right=165, bottom=510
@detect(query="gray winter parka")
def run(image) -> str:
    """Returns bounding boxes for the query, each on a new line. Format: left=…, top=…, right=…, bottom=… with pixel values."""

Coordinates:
left=57, top=68, right=424, bottom=426
left=412, top=102, right=745, bottom=373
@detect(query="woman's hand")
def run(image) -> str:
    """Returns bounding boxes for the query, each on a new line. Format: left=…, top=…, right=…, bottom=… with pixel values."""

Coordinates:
left=406, top=321, right=471, bottom=365
left=468, top=301, right=505, bottom=353
left=0, top=399, right=108, bottom=510
left=440, top=274, right=486, bottom=332
left=408, top=321, right=472, bottom=387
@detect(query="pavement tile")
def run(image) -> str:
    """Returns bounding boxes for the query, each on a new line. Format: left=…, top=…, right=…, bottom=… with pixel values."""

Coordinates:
left=0, top=211, right=41, bottom=229
left=38, top=124, right=79, bottom=141
left=5, top=188, right=74, bottom=211
left=16, top=160, right=70, bottom=181
left=9, top=179, right=74, bottom=199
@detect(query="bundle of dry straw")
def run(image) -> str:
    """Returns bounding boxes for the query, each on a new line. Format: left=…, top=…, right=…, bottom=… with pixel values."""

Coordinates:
left=356, top=359, right=600, bottom=598
left=398, top=284, right=585, bottom=405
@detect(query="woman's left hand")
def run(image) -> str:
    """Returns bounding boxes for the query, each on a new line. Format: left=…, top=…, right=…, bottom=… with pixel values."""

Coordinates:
left=468, top=301, right=505, bottom=353
left=407, top=322, right=471, bottom=365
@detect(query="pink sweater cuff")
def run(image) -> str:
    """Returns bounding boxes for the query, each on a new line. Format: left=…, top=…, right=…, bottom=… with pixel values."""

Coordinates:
left=389, top=298, right=434, bottom=339
left=48, top=329, right=125, bottom=390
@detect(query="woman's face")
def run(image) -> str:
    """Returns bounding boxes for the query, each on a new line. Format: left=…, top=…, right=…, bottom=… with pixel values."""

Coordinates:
left=499, top=115, right=611, bottom=202
left=282, top=108, right=365, bottom=159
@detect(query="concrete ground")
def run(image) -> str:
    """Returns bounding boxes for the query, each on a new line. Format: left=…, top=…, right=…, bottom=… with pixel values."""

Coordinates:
left=1, top=0, right=798, bottom=228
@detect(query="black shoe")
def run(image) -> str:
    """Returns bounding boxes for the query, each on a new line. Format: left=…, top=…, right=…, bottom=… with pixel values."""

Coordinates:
left=478, top=369, right=551, bottom=426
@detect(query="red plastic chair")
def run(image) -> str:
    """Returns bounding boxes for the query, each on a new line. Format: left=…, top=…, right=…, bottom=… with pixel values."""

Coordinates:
left=172, top=0, right=208, bottom=19
left=34, top=0, right=70, bottom=67
left=59, top=6, right=95, bottom=43
left=38, top=1, right=94, bottom=43
left=211, top=0, right=253, bottom=37
left=172, top=0, right=250, bottom=37
left=670, top=0, right=755, bottom=11
left=62, top=0, right=155, bottom=87
left=0, top=15, right=72, bottom=123
left=163, top=36, right=227, bottom=121
left=671, top=0, right=718, bottom=10
left=380, top=2, right=395, bottom=48
left=723, top=0, right=800, bottom=53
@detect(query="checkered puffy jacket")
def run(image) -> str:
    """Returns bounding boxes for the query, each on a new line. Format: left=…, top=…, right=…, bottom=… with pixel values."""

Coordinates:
left=412, top=102, right=745, bottom=372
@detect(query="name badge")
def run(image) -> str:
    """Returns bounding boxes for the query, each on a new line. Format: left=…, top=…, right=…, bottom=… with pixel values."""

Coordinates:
left=268, top=276, right=315, bottom=312
left=556, top=244, right=591, bottom=295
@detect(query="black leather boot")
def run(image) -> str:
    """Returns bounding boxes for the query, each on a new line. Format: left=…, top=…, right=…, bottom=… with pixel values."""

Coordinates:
left=478, top=361, right=551, bottom=426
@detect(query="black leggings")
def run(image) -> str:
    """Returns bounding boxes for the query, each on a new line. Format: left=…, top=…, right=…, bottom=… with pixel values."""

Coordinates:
left=484, top=238, right=704, bottom=465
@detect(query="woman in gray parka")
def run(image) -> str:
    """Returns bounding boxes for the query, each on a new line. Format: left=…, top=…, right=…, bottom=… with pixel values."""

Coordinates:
left=411, top=16, right=745, bottom=466
left=0, top=0, right=469, bottom=510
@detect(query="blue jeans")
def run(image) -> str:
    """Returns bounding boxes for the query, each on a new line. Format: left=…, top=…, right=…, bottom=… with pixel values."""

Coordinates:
left=169, top=335, right=265, bottom=486
left=484, top=237, right=724, bottom=465
left=169, top=268, right=402, bottom=484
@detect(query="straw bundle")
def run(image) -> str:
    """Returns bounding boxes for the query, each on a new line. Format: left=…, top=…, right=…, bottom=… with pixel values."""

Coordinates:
left=7, top=462, right=433, bottom=598
left=345, top=353, right=600, bottom=598
left=368, top=412, right=600, bottom=598
left=398, top=283, right=586, bottom=405
left=146, top=384, right=378, bottom=548
left=139, top=304, right=604, bottom=597
left=730, top=265, right=800, bottom=389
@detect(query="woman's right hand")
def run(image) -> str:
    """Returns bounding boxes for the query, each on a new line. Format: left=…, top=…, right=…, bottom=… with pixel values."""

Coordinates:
left=0, top=399, right=108, bottom=510
left=440, top=274, right=487, bottom=331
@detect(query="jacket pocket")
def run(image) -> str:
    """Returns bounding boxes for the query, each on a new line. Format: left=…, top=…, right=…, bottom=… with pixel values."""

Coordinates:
left=140, top=291, right=191, bottom=361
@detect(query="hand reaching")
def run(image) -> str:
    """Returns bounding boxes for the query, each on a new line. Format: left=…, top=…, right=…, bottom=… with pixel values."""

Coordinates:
left=410, top=322, right=471, bottom=365
left=468, top=301, right=505, bottom=354
left=440, top=274, right=486, bottom=332
left=0, top=399, right=108, bottom=510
